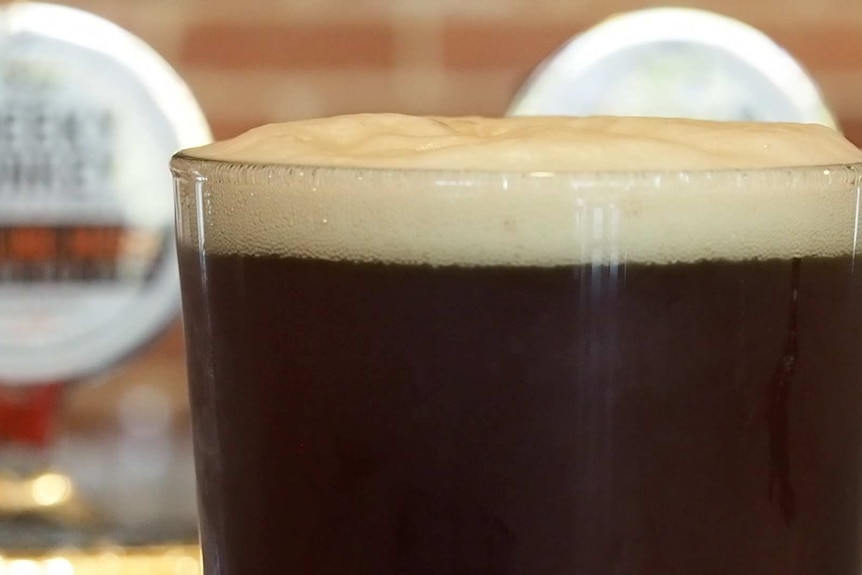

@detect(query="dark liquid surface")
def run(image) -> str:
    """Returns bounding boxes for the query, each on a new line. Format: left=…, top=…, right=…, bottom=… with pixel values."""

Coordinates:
left=179, top=249, right=862, bottom=575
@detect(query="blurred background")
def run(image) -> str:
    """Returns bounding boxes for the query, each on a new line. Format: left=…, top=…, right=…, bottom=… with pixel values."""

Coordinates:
left=58, top=0, right=862, bottom=140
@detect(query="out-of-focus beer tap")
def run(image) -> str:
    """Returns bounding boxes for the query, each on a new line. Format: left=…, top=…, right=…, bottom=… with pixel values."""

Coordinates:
left=0, top=0, right=209, bottom=567
left=0, top=471, right=90, bottom=523
left=509, top=7, right=837, bottom=127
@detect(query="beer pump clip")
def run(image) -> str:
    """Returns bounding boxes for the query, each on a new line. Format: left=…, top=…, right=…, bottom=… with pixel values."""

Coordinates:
left=0, top=1, right=209, bottom=530
left=508, top=7, right=837, bottom=128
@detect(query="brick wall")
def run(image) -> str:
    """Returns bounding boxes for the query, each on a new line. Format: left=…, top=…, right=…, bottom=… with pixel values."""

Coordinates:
left=46, top=0, right=862, bottom=420
left=59, top=0, right=862, bottom=142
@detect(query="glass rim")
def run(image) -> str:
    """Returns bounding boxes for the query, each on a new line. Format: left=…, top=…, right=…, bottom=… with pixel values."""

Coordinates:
left=170, top=152, right=862, bottom=182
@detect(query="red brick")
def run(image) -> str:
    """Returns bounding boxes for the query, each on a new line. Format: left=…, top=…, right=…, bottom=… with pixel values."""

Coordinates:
left=443, top=22, right=579, bottom=72
left=442, top=21, right=862, bottom=73
left=811, top=70, right=862, bottom=124
left=404, top=71, right=523, bottom=117
left=147, top=320, right=185, bottom=357
left=210, top=118, right=274, bottom=140
left=839, top=119, right=862, bottom=148
left=182, top=0, right=395, bottom=23
left=768, top=26, right=862, bottom=70
left=181, top=22, right=396, bottom=70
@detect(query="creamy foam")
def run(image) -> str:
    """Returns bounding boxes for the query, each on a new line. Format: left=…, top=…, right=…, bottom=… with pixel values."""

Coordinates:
left=172, top=114, right=862, bottom=265
left=182, top=114, right=862, bottom=171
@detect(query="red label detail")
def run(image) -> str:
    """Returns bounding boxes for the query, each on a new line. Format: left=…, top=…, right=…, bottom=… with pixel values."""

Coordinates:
left=0, top=384, right=62, bottom=446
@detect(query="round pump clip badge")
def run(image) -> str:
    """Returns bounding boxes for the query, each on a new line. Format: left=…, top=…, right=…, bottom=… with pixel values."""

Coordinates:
left=508, top=7, right=838, bottom=127
left=0, top=3, right=211, bottom=384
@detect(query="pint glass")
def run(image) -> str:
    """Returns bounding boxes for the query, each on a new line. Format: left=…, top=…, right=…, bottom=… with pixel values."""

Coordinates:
left=172, top=152, right=862, bottom=574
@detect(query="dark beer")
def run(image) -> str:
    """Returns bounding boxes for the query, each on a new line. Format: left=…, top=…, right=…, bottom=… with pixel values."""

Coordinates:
left=173, top=114, right=862, bottom=574
left=179, top=249, right=862, bottom=574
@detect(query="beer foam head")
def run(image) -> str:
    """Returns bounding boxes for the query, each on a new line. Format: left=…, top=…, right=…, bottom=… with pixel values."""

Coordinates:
left=183, top=114, right=862, bottom=171
left=173, top=114, right=862, bottom=265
